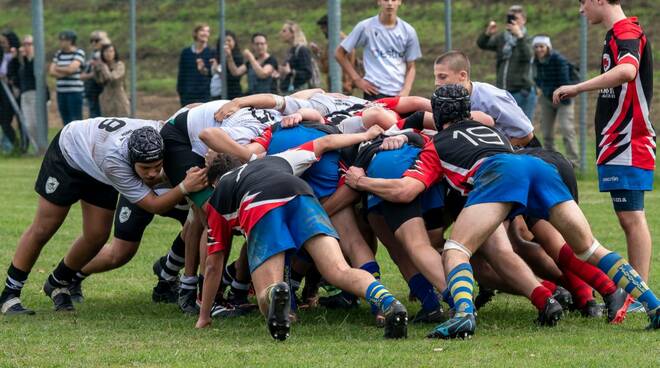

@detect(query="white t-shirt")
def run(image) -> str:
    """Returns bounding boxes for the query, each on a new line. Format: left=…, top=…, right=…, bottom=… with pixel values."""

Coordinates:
left=470, top=81, right=534, bottom=139
left=340, top=16, right=421, bottom=96
left=59, top=118, right=163, bottom=203
left=173, top=100, right=282, bottom=157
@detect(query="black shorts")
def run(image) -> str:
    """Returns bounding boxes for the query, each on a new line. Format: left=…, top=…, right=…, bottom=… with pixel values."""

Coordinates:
left=376, top=197, right=449, bottom=232
left=35, top=132, right=118, bottom=210
left=114, top=195, right=188, bottom=242
left=161, top=111, right=206, bottom=186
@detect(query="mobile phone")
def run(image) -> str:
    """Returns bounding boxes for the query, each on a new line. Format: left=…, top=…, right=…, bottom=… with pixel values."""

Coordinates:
left=507, top=14, right=516, bottom=24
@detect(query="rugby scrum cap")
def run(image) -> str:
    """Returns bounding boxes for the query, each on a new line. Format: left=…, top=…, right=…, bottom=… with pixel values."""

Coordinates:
left=431, top=84, right=471, bottom=130
left=128, top=126, right=164, bottom=165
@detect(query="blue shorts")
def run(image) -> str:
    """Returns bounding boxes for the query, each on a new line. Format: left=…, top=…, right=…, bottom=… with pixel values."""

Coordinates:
left=466, top=154, right=573, bottom=220
left=597, top=165, right=654, bottom=192
left=246, top=195, right=338, bottom=273
left=610, top=190, right=645, bottom=211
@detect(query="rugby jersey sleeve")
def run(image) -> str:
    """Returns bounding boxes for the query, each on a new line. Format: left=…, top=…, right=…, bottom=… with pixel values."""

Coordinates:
left=205, top=204, right=233, bottom=255
left=403, top=140, right=443, bottom=189
left=395, top=111, right=425, bottom=131
left=273, top=141, right=320, bottom=176
left=612, top=20, right=643, bottom=70
left=102, top=157, right=152, bottom=204
left=340, top=19, right=368, bottom=52
left=251, top=126, right=273, bottom=151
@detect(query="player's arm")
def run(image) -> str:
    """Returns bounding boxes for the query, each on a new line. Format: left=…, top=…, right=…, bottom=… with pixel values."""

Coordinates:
left=226, top=53, right=247, bottom=77
left=322, top=184, right=361, bottom=218
left=393, top=96, right=431, bottom=113
left=553, top=63, right=637, bottom=104
left=54, top=59, right=82, bottom=75
left=290, top=88, right=325, bottom=100
left=214, top=94, right=285, bottom=121
left=199, top=127, right=265, bottom=162
left=136, top=167, right=208, bottom=214
left=48, top=62, right=65, bottom=78
left=313, top=125, right=383, bottom=157
left=345, top=168, right=425, bottom=203
left=399, top=61, right=416, bottom=97
left=196, top=249, right=227, bottom=328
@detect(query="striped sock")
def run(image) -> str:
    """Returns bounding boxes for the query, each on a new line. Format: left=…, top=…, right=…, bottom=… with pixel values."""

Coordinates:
left=558, top=244, right=616, bottom=297
left=158, top=234, right=185, bottom=281
left=71, top=271, right=88, bottom=284
left=365, top=281, right=396, bottom=314
left=179, top=274, right=198, bottom=291
left=598, top=252, right=660, bottom=313
left=408, top=273, right=440, bottom=312
left=447, top=263, right=475, bottom=317
left=360, top=261, right=381, bottom=315
left=1, top=263, right=29, bottom=300
left=47, top=259, right=76, bottom=288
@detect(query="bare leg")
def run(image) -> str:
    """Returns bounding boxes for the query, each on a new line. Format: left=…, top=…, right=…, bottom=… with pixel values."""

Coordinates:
left=251, top=253, right=286, bottom=316
left=368, top=214, right=420, bottom=281
left=62, top=201, right=113, bottom=270
left=470, top=255, right=519, bottom=295
left=394, top=217, right=447, bottom=291
left=330, top=206, right=375, bottom=267
left=80, top=239, right=139, bottom=274
left=184, top=207, right=204, bottom=277
left=616, top=210, right=652, bottom=282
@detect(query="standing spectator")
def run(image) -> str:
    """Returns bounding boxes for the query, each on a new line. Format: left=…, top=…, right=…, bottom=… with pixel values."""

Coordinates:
left=278, top=20, right=313, bottom=93
left=532, top=35, right=579, bottom=167
left=227, top=33, right=278, bottom=95
left=477, top=5, right=536, bottom=120
left=80, top=30, right=110, bottom=118
left=94, top=44, right=129, bottom=117
left=177, top=23, right=213, bottom=106
left=312, top=14, right=358, bottom=94
left=554, top=1, right=655, bottom=290
left=0, top=30, right=20, bottom=151
left=336, top=0, right=421, bottom=101
left=49, top=30, right=85, bottom=125
left=14, top=35, right=47, bottom=154
left=211, top=30, right=243, bottom=100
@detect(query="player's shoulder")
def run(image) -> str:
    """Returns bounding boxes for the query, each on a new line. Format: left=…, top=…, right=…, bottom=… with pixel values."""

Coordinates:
left=396, top=17, right=418, bottom=34
left=613, top=17, right=644, bottom=40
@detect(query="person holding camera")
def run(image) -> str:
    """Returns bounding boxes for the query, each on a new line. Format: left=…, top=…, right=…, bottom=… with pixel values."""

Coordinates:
left=477, top=5, right=536, bottom=120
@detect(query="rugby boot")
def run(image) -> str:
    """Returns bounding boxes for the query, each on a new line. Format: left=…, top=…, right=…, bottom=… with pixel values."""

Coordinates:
left=43, top=279, right=75, bottom=312
left=319, top=290, right=358, bottom=309
left=646, top=309, right=660, bottom=330
left=0, top=295, right=35, bottom=315
left=552, top=286, right=573, bottom=311
left=427, top=313, right=476, bottom=339
left=152, top=259, right=178, bottom=303
left=536, top=297, right=562, bottom=326
left=68, top=280, right=84, bottom=304
left=411, top=305, right=446, bottom=324
left=383, top=300, right=408, bottom=339
left=178, top=287, right=200, bottom=315
left=267, top=282, right=291, bottom=341
left=474, top=288, right=496, bottom=310
left=579, top=299, right=604, bottom=318
left=603, top=288, right=632, bottom=324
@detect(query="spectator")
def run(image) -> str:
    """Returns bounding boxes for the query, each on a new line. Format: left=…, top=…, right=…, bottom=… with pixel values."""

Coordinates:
left=0, top=30, right=20, bottom=151
left=14, top=35, right=47, bottom=154
left=227, top=33, right=278, bottom=95
left=94, top=44, right=129, bottom=117
left=336, top=0, right=421, bottom=101
left=80, top=30, right=110, bottom=118
left=49, top=30, right=85, bottom=125
left=477, top=5, right=536, bottom=120
left=312, top=14, right=358, bottom=94
left=278, top=20, right=313, bottom=93
left=177, top=23, right=213, bottom=106
left=211, top=30, right=243, bottom=100
left=532, top=35, right=579, bottom=167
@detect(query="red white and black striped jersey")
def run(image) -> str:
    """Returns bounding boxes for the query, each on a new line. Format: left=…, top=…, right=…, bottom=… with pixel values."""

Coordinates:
left=205, top=142, right=318, bottom=255
left=403, top=120, right=513, bottom=195
left=595, top=17, right=655, bottom=169
left=324, top=97, right=401, bottom=126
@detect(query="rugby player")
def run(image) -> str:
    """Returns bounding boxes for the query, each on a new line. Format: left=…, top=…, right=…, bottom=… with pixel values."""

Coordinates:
left=346, top=84, right=660, bottom=338
left=0, top=118, right=207, bottom=315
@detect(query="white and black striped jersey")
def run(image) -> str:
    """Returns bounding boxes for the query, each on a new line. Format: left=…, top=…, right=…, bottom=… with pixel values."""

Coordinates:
left=52, top=48, right=85, bottom=93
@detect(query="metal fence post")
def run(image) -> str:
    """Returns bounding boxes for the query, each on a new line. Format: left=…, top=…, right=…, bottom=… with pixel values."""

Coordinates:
left=444, top=0, right=452, bottom=51
left=219, top=0, right=227, bottom=99
left=129, top=0, right=137, bottom=117
left=579, top=14, right=588, bottom=172
left=31, top=0, right=48, bottom=150
left=327, top=0, right=342, bottom=93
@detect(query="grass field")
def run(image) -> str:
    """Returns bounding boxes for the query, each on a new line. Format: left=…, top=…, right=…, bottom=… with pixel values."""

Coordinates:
left=0, top=137, right=659, bottom=367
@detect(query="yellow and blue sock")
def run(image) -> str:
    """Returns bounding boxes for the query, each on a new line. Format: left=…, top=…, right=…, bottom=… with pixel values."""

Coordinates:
left=447, top=263, right=475, bottom=317
left=408, top=273, right=440, bottom=312
left=361, top=261, right=382, bottom=314
left=598, top=252, right=660, bottom=313
left=365, top=281, right=395, bottom=314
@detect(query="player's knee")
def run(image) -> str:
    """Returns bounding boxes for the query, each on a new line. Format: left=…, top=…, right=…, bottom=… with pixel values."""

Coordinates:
left=615, top=211, right=645, bottom=232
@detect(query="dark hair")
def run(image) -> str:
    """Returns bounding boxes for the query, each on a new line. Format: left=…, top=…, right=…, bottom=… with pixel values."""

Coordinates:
left=607, top=0, right=621, bottom=4
left=100, top=43, right=119, bottom=63
left=251, top=33, right=268, bottom=43
left=316, top=15, right=328, bottom=26
left=58, top=30, right=77, bottom=45
left=216, top=30, right=240, bottom=60
left=207, top=153, right=243, bottom=185
left=434, top=51, right=471, bottom=77
left=1, top=30, right=20, bottom=50
left=431, top=84, right=471, bottom=130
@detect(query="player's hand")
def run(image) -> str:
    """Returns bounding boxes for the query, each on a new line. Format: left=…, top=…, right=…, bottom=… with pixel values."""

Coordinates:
left=182, top=166, right=209, bottom=192
left=196, top=58, right=206, bottom=73
left=281, top=113, right=302, bottom=128
left=552, top=85, right=579, bottom=105
left=364, top=125, right=384, bottom=140
left=506, top=22, right=523, bottom=38
left=485, top=21, right=498, bottom=36
left=242, top=49, right=254, bottom=61
left=344, top=166, right=366, bottom=189
left=214, top=99, right=241, bottom=122
left=195, top=317, right=212, bottom=329
left=355, top=78, right=379, bottom=96
left=380, top=135, right=407, bottom=151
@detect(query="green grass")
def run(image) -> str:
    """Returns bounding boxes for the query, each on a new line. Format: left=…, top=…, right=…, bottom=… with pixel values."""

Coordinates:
left=0, top=137, right=659, bottom=367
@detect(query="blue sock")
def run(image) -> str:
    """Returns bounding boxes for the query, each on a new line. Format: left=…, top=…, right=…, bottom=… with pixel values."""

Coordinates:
left=598, top=252, right=660, bottom=312
left=361, top=261, right=381, bottom=314
left=407, top=273, right=440, bottom=312
left=447, top=263, right=475, bottom=317
left=365, top=281, right=396, bottom=314
left=441, top=288, right=455, bottom=309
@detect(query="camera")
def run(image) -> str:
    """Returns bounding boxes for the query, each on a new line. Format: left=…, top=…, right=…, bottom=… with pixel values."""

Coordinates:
left=507, top=13, right=517, bottom=24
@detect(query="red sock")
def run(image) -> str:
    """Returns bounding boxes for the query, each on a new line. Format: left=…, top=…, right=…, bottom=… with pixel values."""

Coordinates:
left=557, top=244, right=617, bottom=296
left=530, top=286, right=553, bottom=311
left=559, top=270, right=594, bottom=308
left=540, top=280, right=557, bottom=293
